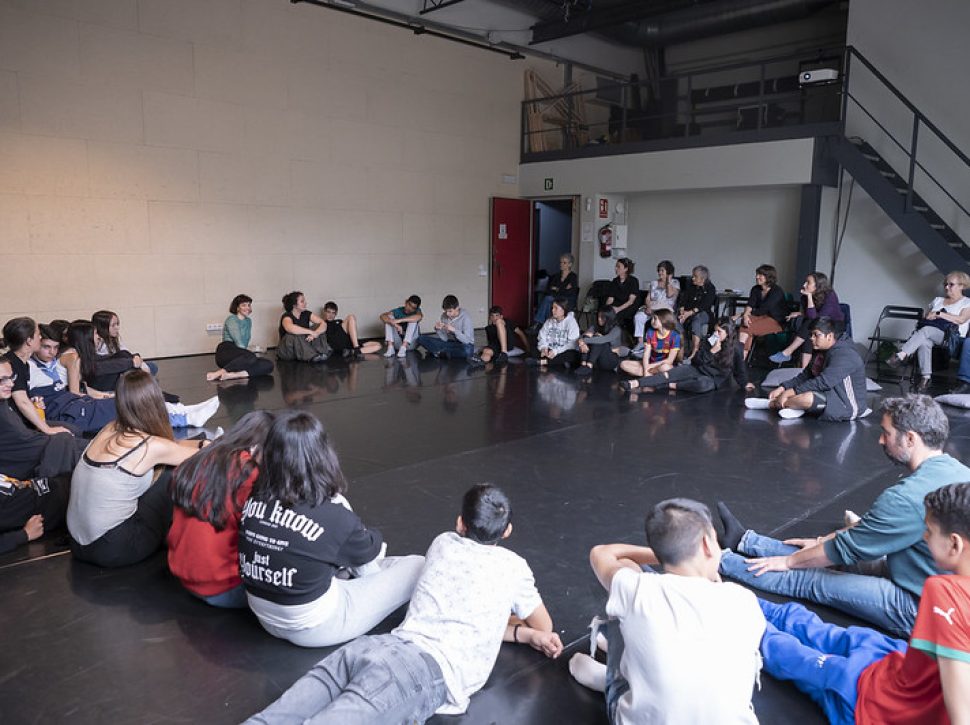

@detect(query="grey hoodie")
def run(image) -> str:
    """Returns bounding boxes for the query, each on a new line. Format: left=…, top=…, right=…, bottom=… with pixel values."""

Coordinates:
left=434, top=309, right=475, bottom=345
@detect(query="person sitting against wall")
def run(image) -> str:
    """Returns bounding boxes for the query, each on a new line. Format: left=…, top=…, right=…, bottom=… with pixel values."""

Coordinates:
left=619, top=309, right=681, bottom=379
left=621, top=317, right=754, bottom=395
left=677, top=265, right=717, bottom=361
left=321, top=301, right=383, bottom=360
left=92, top=310, right=157, bottom=376
left=380, top=295, right=424, bottom=359
left=277, top=291, right=331, bottom=363
left=469, top=306, right=529, bottom=366
left=67, top=370, right=210, bottom=569
left=168, top=410, right=275, bottom=609
left=737, top=264, right=788, bottom=356
left=207, top=294, right=275, bottom=382
left=887, top=271, right=970, bottom=392
left=633, top=260, right=680, bottom=353
left=576, top=307, right=626, bottom=377
left=604, top=258, right=640, bottom=331
left=528, top=297, right=581, bottom=368
left=535, top=253, right=578, bottom=325
left=770, top=271, right=844, bottom=367
left=239, top=410, right=425, bottom=647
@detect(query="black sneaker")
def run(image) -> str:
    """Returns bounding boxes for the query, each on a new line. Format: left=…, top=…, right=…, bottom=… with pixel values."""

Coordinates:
left=575, top=365, right=593, bottom=377
left=341, top=348, right=353, bottom=359
left=495, top=352, right=508, bottom=364
left=950, top=381, right=970, bottom=395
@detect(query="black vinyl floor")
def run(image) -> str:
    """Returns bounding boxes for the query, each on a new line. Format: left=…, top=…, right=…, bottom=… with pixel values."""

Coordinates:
left=4, top=349, right=970, bottom=724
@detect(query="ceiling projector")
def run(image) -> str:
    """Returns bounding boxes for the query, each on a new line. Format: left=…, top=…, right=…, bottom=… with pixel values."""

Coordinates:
left=799, top=68, right=840, bottom=85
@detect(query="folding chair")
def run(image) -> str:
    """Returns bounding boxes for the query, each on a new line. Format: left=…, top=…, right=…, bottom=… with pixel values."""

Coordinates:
left=866, top=305, right=922, bottom=383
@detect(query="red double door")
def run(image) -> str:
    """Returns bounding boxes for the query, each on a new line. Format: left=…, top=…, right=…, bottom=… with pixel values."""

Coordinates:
left=490, top=197, right=532, bottom=327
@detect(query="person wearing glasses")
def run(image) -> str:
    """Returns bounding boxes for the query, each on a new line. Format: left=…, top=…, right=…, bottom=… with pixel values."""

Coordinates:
left=887, top=271, right=970, bottom=392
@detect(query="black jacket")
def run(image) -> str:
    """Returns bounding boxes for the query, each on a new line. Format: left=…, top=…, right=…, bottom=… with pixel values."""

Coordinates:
left=678, top=280, right=717, bottom=318
left=782, top=335, right=868, bottom=421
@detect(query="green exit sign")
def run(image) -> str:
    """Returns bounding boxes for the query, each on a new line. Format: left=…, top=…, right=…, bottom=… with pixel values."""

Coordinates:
left=544, top=178, right=554, bottom=191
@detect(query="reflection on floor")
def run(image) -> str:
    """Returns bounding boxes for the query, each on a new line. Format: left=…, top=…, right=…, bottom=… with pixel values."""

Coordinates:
left=4, top=350, right=969, bottom=723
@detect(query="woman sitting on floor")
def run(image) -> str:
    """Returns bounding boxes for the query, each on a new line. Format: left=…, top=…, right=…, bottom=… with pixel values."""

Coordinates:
left=770, top=271, right=844, bottom=367
left=737, top=264, right=788, bottom=356
left=576, top=307, right=625, bottom=377
left=207, top=294, right=275, bottom=382
left=887, top=271, right=970, bottom=391
left=67, top=370, right=211, bottom=568
left=622, top=318, right=755, bottom=394
left=277, top=291, right=331, bottom=363
left=619, top=309, right=681, bottom=379
left=239, top=410, right=425, bottom=647
left=529, top=297, right=581, bottom=368
left=168, top=410, right=275, bottom=609
left=92, top=310, right=157, bottom=376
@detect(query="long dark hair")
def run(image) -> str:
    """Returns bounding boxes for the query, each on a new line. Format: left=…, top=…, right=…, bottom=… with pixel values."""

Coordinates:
left=171, top=410, right=275, bottom=530
left=92, top=310, right=119, bottom=354
left=2, top=317, right=36, bottom=351
left=808, top=271, right=832, bottom=310
left=714, top=317, right=739, bottom=371
left=251, top=410, right=347, bottom=507
left=68, top=321, right=100, bottom=383
left=114, top=369, right=173, bottom=441
left=594, top=306, right=617, bottom=334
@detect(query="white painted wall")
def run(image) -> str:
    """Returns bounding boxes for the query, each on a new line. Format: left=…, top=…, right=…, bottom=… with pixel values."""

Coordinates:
left=0, top=0, right=566, bottom=357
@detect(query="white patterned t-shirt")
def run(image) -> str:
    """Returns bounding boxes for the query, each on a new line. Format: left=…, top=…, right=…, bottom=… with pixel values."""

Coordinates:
left=394, top=532, right=542, bottom=714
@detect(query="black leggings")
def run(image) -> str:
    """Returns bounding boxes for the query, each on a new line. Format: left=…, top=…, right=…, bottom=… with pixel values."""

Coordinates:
left=583, top=344, right=620, bottom=371
left=215, top=341, right=274, bottom=376
left=637, top=365, right=717, bottom=394
left=545, top=350, right=580, bottom=367
left=71, top=471, right=174, bottom=568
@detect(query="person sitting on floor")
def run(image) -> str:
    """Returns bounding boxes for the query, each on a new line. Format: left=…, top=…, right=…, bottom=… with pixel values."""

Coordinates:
left=529, top=297, right=581, bottom=368
left=769, top=271, right=844, bottom=367
left=887, top=271, right=970, bottom=392
left=737, top=264, right=788, bottom=356
left=469, top=306, right=529, bottom=366
left=244, top=484, right=563, bottom=724
left=416, top=295, right=475, bottom=360
left=277, top=291, right=331, bottom=363
left=168, top=410, right=275, bottom=609
left=92, top=309, right=157, bottom=376
left=576, top=307, right=626, bottom=377
left=757, top=481, right=970, bottom=725
left=320, top=301, right=382, bottom=360
left=621, top=317, right=754, bottom=394
left=67, top=370, right=212, bottom=569
left=239, top=410, right=425, bottom=648
left=207, top=294, right=274, bottom=382
left=745, top=317, right=868, bottom=421
left=535, top=253, right=578, bottom=325
left=30, top=324, right=218, bottom=432
left=380, top=294, right=423, bottom=358
left=633, top=260, right=680, bottom=352
left=619, top=309, right=681, bottom=379
left=718, top=394, right=970, bottom=637
left=2, top=317, right=74, bottom=437
left=568, top=498, right=764, bottom=724
left=676, top=265, right=717, bottom=361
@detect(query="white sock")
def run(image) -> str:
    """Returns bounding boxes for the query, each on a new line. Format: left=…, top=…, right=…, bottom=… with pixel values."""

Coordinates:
left=596, top=631, right=609, bottom=653
left=744, top=397, right=770, bottom=409
left=569, top=653, right=607, bottom=692
left=778, top=408, right=805, bottom=419
left=384, top=345, right=395, bottom=357
left=185, top=396, right=220, bottom=427
left=397, top=345, right=408, bottom=358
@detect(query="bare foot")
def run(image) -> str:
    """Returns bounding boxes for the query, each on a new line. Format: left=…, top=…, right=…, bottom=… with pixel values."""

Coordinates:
left=206, top=370, right=223, bottom=382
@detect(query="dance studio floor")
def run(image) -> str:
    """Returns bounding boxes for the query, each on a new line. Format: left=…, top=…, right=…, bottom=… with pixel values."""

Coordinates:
left=4, top=350, right=969, bottom=723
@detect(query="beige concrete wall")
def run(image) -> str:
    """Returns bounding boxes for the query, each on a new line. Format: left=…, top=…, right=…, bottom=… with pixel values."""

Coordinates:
left=0, top=0, right=548, bottom=356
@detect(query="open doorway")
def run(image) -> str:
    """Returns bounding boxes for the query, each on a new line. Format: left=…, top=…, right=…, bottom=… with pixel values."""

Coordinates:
left=532, top=198, right=576, bottom=322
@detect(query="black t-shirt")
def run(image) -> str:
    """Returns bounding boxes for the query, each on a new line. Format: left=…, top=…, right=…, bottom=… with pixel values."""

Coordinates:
left=608, top=275, right=640, bottom=308
left=485, top=320, right=522, bottom=351
left=278, top=310, right=313, bottom=339
left=239, top=496, right=383, bottom=605
left=2, top=351, right=29, bottom=396
left=548, top=271, right=578, bottom=297
left=748, top=284, right=788, bottom=324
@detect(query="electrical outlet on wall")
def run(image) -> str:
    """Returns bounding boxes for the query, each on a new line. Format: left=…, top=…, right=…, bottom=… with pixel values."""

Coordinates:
left=206, top=323, right=223, bottom=333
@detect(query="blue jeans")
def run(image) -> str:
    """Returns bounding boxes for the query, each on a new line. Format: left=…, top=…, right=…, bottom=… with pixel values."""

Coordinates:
left=197, top=584, right=248, bottom=609
left=758, top=598, right=905, bottom=725
left=245, top=634, right=447, bottom=725
left=603, top=619, right=628, bottom=725
left=415, top=335, right=474, bottom=359
left=536, top=295, right=554, bottom=324
left=957, top=338, right=970, bottom=383
left=720, top=531, right=919, bottom=637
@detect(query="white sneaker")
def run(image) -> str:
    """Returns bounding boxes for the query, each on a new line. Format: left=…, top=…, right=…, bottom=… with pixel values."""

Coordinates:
left=744, top=397, right=771, bottom=410
left=383, top=345, right=396, bottom=357
left=778, top=408, right=805, bottom=419
left=397, top=345, right=408, bottom=358
left=185, top=396, right=220, bottom=427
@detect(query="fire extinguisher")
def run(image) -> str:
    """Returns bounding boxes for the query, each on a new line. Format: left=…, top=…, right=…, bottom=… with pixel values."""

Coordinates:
left=598, top=223, right=613, bottom=258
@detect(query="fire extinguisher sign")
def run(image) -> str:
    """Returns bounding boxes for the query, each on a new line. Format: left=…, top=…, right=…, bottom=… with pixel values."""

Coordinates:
left=598, top=198, right=609, bottom=218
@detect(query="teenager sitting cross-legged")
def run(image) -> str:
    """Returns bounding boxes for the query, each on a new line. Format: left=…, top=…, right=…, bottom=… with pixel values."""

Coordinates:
left=244, top=484, right=563, bottom=724
left=415, top=295, right=475, bottom=360
left=619, top=309, right=681, bottom=379
left=277, top=291, right=331, bottom=363
left=207, top=294, right=274, bottom=382
left=528, top=297, right=581, bottom=368
left=576, top=307, right=626, bottom=377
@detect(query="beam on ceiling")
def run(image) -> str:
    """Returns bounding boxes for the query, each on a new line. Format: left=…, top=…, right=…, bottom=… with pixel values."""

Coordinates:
left=420, top=0, right=469, bottom=15
left=530, top=0, right=695, bottom=45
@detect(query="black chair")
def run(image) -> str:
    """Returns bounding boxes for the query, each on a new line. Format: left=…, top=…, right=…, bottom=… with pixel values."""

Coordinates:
left=867, top=305, right=922, bottom=383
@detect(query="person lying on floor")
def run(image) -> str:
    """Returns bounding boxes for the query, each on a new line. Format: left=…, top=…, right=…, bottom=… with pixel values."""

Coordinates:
left=244, top=484, right=563, bottom=724
left=621, top=317, right=754, bottom=394
left=758, top=482, right=970, bottom=725
left=744, top=317, right=868, bottom=420
left=718, top=394, right=970, bottom=638
left=569, top=498, right=764, bottom=724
